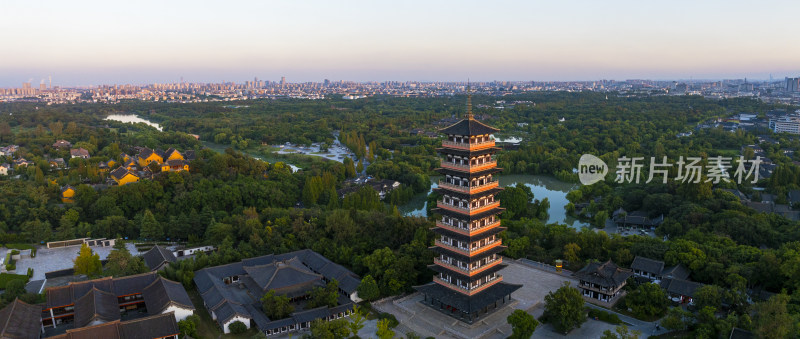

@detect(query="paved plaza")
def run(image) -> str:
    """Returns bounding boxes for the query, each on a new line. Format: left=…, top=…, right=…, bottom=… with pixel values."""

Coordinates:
left=11, top=243, right=139, bottom=280
left=373, top=258, right=673, bottom=338
left=374, top=258, right=579, bottom=339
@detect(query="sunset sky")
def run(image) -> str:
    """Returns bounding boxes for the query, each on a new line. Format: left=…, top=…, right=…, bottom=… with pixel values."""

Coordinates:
left=1, top=0, right=799, bottom=86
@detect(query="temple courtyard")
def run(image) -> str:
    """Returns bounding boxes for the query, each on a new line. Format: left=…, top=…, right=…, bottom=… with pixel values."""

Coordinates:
left=374, top=258, right=586, bottom=339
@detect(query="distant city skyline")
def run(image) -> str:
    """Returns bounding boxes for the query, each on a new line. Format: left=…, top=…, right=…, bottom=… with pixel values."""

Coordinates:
left=1, top=0, right=799, bottom=87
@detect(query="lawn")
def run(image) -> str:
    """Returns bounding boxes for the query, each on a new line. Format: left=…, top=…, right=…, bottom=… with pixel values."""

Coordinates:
left=187, top=288, right=260, bottom=339
left=0, top=273, right=29, bottom=289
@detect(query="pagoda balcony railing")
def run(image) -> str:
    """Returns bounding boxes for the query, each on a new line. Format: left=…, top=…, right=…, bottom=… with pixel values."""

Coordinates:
left=441, top=139, right=495, bottom=151
left=437, top=201, right=500, bottom=216
left=433, top=257, right=503, bottom=276
left=435, top=239, right=502, bottom=257
left=440, top=160, right=497, bottom=172
left=578, top=281, right=621, bottom=294
left=436, top=220, right=502, bottom=236
left=437, top=180, right=499, bottom=194
left=433, top=275, right=503, bottom=296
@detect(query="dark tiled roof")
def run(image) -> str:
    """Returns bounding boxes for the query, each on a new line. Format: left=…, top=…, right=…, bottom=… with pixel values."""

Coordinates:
left=73, top=287, right=120, bottom=327
left=70, top=148, right=90, bottom=158
left=196, top=262, right=246, bottom=287
left=51, top=312, right=180, bottom=339
left=195, top=249, right=361, bottom=331
left=440, top=118, right=499, bottom=136
left=200, top=285, right=227, bottom=311
left=48, top=322, right=120, bottom=339
left=163, top=148, right=179, bottom=159
left=789, top=190, right=800, bottom=204
left=109, top=167, right=130, bottom=181
left=166, top=159, right=187, bottom=167
left=338, top=276, right=361, bottom=295
left=243, top=258, right=323, bottom=295
left=262, top=317, right=296, bottom=330
left=138, top=148, right=155, bottom=160
left=241, top=254, right=276, bottom=267
left=614, top=210, right=664, bottom=226
left=661, top=264, right=690, bottom=280
left=142, top=277, right=195, bottom=315
left=630, top=256, right=664, bottom=275
left=745, top=201, right=773, bottom=213
left=24, top=279, right=46, bottom=294
left=214, top=301, right=251, bottom=325
left=112, top=272, right=159, bottom=297
left=575, top=260, right=632, bottom=288
left=118, top=312, right=180, bottom=339
left=292, top=306, right=330, bottom=324
left=70, top=278, right=115, bottom=299
left=142, top=245, right=177, bottom=271
left=720, top=188, right=749, bottom=201
left=660, top=278, right=703, bottom=298
left=244, top=303, right=272, bottom=329
left=47, top=277, right=115, bottom=309
left=729, top=327, right=755, bottom=339
left=53, top=140, right=72, bottom=148
left=0, top=299, right=41, bottom=339
left=45, top=273, right=188, bottom=318
left=414, top=281, right=521, bottom=313
left=192, top=270, right=216, bottom=294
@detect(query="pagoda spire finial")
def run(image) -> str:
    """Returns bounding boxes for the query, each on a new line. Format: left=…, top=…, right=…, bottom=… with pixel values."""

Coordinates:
left=466, top=80, right=474, bottom=120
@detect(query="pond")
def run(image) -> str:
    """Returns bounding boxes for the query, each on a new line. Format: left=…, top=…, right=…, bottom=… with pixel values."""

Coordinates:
left=398, top=174, right=588, bottom=228
left=202, top=140, right=301, bottom=173
left=103, top=114, right=301, bottom=172
left=105, top=114, right=163, bottom=131
left=494, top=136, right=523, bottom=143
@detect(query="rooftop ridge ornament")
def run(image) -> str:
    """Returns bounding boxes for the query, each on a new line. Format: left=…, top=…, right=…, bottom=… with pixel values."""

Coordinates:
left=466, top=80, right=474, bottom=120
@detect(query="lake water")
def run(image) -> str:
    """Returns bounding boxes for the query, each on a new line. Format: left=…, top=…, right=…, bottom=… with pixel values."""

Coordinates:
left=105, top=114, right=163, bottom=131
left=202, top=140, right=300, bottom=172
left=103, top=114, right=300, bottom=172
left=494, top=136, right=523, bottom=143
left=398, top=174, right=588, bottom=228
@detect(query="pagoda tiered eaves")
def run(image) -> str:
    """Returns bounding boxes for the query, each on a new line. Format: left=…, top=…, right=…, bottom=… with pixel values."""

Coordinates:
left=414, top=95, right=521, bottom=324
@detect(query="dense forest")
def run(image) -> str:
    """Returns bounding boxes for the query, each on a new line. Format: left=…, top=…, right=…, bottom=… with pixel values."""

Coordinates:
left=1, top=92, right=800, bottom=337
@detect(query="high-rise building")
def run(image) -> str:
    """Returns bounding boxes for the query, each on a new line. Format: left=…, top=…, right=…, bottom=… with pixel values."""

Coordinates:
left=786, top=77, right=800, bottom=92
left=280, top=76, right=286, bottom=85
left=414, top=91, right=521, bottom=323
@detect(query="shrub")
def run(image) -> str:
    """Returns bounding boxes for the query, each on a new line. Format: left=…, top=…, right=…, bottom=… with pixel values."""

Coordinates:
left=26, top=268, right=33, bottom=278
left=10, top=250, right=19, bottom=255
left=4, top=244, right=35, bottom=251
left=377, top=313, right=399, bottom=328
left=228, top=320, right=247, bottom=334
left=587, top=308, right=622, bottom=325
left=0, top=273, right=29, bottom=289
left=178, top=318, right=197, bottom=338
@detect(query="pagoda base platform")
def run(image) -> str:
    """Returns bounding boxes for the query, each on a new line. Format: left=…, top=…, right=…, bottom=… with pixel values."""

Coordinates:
left=413, top=281, right=521, bottom=324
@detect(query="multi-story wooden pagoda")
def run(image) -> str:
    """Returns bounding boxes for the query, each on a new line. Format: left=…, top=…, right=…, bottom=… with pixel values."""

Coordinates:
left=415, top=91, right=521, bottom=323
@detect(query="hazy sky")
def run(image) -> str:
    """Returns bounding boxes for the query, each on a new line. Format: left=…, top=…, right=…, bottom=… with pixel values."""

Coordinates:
left=1, top=0, right=799, bottom=86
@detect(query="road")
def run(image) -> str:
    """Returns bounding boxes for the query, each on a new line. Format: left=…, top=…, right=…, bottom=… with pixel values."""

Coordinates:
left=584, top=303, right=670, bottom=337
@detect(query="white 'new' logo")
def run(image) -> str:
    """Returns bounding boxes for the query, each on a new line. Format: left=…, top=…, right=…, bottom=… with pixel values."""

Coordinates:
left=578, top=154, right=608, bottom=185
